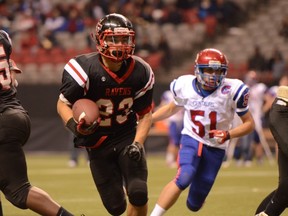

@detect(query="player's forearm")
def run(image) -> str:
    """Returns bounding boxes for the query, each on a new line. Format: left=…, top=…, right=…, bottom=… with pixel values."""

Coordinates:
left=152, top=102, right=179, bottom=123
left=134, top=112, right=152, bottom=145
left=57, top=99, right=73, bottom=124
left=229, top=112, right=255, bottom=139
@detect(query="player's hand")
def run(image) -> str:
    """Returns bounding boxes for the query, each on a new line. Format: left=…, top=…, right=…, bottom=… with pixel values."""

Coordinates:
left=76, top=118, right=100, bottom=135
left=209, top=130, right=230, bottom=144
left=123, top=142, right=144, bottom=162
left=66, top=117, right=100, bottom=137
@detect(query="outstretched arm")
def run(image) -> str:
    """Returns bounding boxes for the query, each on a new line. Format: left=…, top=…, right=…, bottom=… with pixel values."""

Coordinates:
left=230, top=111, right=255, bottom=139
left=152, top=101, right=183, bottom=123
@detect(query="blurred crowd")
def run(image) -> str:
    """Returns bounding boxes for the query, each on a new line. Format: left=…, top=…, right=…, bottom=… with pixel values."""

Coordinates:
left=0, top=0, right=246, bottom=74
left=247, top=45, right=287, bottom=86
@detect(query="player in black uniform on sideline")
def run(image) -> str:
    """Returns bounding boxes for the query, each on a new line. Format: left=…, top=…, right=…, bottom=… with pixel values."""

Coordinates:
left=0, top=30, right=75, bottom=215
left=255, top=86, right=288, bottom=216
left=57, top=13, right=154, bottom=216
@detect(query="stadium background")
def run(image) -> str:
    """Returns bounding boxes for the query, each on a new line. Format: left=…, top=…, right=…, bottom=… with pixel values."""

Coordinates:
left=1, top=0, right=287, bottom=152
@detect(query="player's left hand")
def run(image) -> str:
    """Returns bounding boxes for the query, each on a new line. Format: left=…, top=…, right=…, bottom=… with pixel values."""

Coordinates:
left=123, top=142, right=144, bottom=162
left=209, top=130, right=230, bottom=144
left=76, top=118, right=100, bottom=136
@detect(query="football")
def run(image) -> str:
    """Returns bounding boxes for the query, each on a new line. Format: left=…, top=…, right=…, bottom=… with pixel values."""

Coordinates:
left=72, top=99, right=100, bottom=125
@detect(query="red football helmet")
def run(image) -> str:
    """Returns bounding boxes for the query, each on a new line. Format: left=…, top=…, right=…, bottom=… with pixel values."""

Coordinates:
left=91, top=13, right=135, bottom=62
left=195, top=48, right=228, bottom=89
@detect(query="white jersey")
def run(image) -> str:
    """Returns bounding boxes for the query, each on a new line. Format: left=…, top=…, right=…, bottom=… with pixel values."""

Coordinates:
left=170, top=75, right=249, bottom=149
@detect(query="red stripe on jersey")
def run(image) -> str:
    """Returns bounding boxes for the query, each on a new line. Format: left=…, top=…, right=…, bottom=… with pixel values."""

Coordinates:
left=198, top=142, right=203, bottom=157
left=87, top=135, right=108, bottom=149
left=68, top=61, right=88, bottom=93
left=135, top=72, right=154, bottom=99
left=136, top=103, right=153, bottom=116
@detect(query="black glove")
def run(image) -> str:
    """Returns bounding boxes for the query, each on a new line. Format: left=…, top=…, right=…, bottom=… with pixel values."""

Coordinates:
left=66, top=117, right=100, bottom=137
left=123, top=142, right=144, bottom=162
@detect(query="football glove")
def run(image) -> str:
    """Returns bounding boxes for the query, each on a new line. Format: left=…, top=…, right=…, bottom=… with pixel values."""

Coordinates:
left=209, top=130, right=230, bottom=144
left=66, top=117, right=100, bottom=137
left=123, top=142, right=144, bottom=162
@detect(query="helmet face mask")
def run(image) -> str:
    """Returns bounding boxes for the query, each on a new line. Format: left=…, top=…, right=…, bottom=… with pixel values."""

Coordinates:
left=92, top=13, right=135, bottom=62
left=195, top=48, right=228, bottom=90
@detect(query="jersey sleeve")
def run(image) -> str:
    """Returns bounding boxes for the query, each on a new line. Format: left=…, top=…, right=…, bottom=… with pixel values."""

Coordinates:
left=132, top=58, right=155, bottom=116
left=232, top=80, right=250, bottom=116
left=170, top=75, right=190, bottom=106
left=59, top=57, right=89, bottom=105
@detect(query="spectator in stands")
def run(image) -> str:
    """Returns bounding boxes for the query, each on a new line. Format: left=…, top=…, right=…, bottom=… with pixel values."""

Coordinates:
left=279, top=15, right=288, bottom=40
left=157, top=34, right=172, bottom=73
left=43, top=7, right=66, bottom=33
left=197, top=0, right=217, bottom=21
left=63, top=6, right=85, bottom=34
left=215, top=0, right=245, bottom=29
left=135, top=34, right=156, bottom=58
left=267, top=48, right=286, bottom=86
left=247, top=45, right=267, bottom=73
left=161, top=2, right=183, bottom=24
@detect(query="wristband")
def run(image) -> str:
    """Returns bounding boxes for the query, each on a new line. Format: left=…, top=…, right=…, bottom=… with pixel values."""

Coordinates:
left=66, top=118, right=80, bottom=137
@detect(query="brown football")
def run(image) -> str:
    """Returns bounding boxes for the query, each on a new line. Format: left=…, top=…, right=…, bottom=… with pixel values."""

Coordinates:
left=72, top=99, right=99, bottom=125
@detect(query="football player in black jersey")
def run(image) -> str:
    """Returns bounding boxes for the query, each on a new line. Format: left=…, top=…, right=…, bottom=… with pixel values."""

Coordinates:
left=57, top=13, right=154, bottom=216
left=255, top=86, right=288, bottom=216
left=0, top=31, right=75, bottom=215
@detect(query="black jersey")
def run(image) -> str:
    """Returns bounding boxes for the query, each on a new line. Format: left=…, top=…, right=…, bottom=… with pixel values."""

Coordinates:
left=60, top=53, right=154, bottom=136
left=0, top=59, right=25, bottom=113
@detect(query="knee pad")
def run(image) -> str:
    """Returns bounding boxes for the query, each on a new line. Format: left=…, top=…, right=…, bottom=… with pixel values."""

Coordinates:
left=104, top=199, right=126, bottom=216
left=175, top=166, right=195, bottom=190
left=103, top=198, right=127, bottom=215
left=127, top=179, right=148, bottom=206
left=186, top=200, right=203, bottom=212
left=5, top=183, right=31, bottom=209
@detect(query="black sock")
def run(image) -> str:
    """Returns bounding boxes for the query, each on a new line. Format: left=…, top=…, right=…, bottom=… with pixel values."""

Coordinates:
left=265, top=198, right=286, bottom=216
left=56, top=206, right=74, bottom=216
left=0, top=201, right=3, bottom=216
left=255, top=190, right=275, bottom=214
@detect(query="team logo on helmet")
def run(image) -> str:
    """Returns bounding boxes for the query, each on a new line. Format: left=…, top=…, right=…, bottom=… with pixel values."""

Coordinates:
left=208, top=60, right=221, bottom=69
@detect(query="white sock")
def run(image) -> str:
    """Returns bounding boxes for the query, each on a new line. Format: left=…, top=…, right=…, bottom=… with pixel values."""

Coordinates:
left=150, top=204, right=166, bottom=216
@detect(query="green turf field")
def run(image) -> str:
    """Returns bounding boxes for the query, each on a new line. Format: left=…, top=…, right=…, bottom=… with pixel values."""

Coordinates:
left=1, top=153, right=284, bottom=216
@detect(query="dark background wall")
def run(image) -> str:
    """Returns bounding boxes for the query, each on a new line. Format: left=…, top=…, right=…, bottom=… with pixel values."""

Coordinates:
left=17, top=83, right=169, bottom=152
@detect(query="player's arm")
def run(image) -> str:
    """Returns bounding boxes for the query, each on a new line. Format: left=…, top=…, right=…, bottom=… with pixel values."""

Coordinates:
left=57, top=97, right=99, bottom=136
left=134, top=111, right=153, bottom=145
left=210, top=83, right=255, bottom=144
left=124, top=109, right=153, bottom=162
left=229, top=111, right=255, bottom=139
left=57, top=97, right=73, bottom=125
left=152, top=101, right=183, bottom=123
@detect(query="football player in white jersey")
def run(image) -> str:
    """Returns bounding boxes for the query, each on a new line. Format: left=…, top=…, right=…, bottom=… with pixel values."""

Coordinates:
left=150, top=48, right=255, bottom=215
